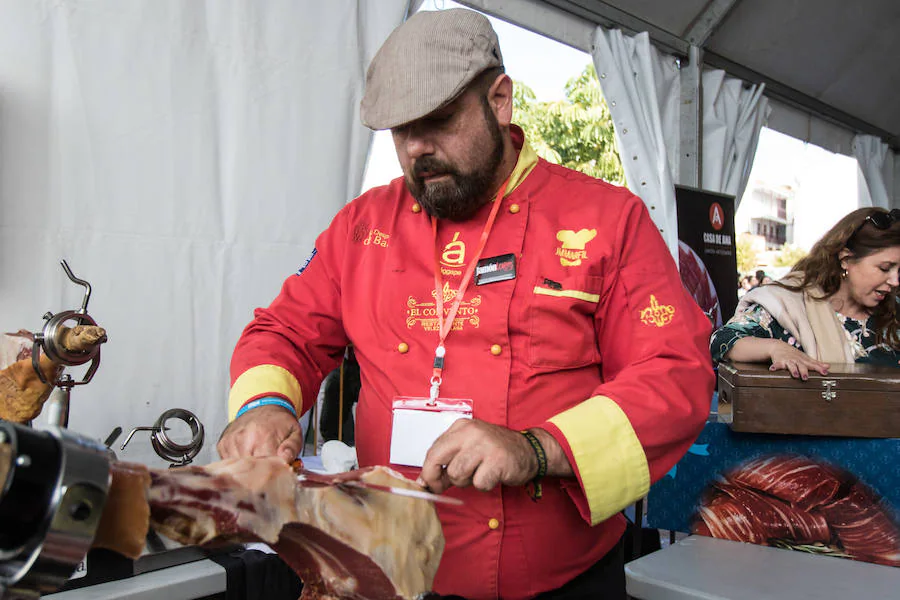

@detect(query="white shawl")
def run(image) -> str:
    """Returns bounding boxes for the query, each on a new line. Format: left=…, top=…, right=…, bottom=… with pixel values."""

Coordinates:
left=734, top=275, right=855, bottom=363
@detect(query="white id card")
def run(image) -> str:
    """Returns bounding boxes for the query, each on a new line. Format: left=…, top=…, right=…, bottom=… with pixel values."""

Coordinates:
left=389, top=396, right=473, bottom=467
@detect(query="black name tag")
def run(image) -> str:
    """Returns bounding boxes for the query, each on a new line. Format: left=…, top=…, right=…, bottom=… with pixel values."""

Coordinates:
left=475, top=253, right=517, bottom=285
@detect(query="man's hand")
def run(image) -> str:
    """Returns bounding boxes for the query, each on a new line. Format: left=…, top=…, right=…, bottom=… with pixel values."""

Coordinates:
left=768, top=340, right=830, bottom=380
left=416, top=419, right=569, bottom=494
left=216, top=405, right=303, bottom=463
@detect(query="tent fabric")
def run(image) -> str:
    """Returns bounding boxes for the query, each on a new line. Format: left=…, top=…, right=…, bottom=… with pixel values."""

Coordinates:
left=0, top=0, right=408, bottom=467
left=701, top=69, right=770, bottom=208
left=853, top=134, right=894, bottom=210
left=591, top=28, right=680, bottom=260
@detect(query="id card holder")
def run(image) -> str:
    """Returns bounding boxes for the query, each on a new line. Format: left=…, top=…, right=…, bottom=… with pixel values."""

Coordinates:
left=389, top=396, right=473, bottom=467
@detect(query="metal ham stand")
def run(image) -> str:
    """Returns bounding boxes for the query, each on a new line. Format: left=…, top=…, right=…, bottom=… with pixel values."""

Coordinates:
left=31, top=261, right=104, bottom=429
left=0, top=261, right=214, bottom=600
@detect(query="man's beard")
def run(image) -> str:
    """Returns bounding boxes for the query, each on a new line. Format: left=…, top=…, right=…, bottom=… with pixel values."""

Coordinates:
left=405, top=102, right=504, bottom=222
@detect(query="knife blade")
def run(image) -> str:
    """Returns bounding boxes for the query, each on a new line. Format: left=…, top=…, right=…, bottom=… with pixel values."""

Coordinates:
left=339, top=480, right=464, bottom=505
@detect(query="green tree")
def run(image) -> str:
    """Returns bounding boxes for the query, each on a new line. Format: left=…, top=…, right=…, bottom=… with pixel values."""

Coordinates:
left=736, top=233, right=758, bottom=273
left=513, top=65, right=625, bottom=184
left=774, top=243, right=807, bottom=267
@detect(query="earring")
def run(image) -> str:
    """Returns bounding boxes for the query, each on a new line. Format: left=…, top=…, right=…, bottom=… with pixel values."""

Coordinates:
left=841, top=268, right=848, bottom=279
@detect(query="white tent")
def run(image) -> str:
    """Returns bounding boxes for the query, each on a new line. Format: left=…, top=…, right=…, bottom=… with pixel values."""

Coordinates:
left=1, top=0, right=896, bottom=466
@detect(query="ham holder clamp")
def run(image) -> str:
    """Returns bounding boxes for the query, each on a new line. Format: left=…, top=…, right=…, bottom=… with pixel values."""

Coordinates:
left=30, top=261, right=106, bottom=429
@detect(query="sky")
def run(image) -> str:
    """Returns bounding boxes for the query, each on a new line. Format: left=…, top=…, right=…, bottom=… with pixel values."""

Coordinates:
left=740, top=128, right=858, bottom=251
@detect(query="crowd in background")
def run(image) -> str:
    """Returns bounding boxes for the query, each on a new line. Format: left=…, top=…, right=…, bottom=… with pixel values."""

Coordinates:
left=737, top=269, right=773, bottom=297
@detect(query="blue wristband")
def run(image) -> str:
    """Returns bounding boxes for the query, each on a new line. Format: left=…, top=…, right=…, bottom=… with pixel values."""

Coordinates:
left=235, top=397, right=298, bottom=420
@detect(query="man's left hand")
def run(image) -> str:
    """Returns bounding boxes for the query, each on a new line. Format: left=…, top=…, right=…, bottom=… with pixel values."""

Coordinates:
left=417, top=419, right=541, bottom=493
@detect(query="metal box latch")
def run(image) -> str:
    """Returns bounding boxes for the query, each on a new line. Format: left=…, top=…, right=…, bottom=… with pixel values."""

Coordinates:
left=821, top=380, right=837, bottom=402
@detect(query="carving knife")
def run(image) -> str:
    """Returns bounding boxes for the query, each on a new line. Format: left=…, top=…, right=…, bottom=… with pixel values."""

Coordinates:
left=340, top=480, right=464, bottom=505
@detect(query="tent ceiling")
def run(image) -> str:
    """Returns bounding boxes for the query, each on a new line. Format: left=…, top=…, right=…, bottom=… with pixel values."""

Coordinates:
left=541, top=0, right=900, bottom=148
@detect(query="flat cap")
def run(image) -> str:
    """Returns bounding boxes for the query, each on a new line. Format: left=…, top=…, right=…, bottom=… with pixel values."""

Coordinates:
left=360, top=8, right=503, bottom=130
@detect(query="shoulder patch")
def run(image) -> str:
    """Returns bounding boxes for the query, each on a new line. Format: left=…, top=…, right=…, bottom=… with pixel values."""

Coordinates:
left=639, top=295, right=675, bottom=327
left=296, top=248, right=317, bottom=275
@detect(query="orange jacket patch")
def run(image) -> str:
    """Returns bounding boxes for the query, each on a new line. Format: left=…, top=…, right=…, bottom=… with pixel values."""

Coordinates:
left=639, top=295, right=675, bottom=327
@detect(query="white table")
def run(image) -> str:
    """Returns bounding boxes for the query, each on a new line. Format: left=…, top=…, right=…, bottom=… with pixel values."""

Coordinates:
left=44, top=559, right=226, bottom=600
left=626, top=535, right=900, bottom=600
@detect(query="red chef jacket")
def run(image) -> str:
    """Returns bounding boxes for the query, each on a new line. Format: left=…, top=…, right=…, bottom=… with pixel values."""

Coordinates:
left=229, top=126, right=714, bottom=599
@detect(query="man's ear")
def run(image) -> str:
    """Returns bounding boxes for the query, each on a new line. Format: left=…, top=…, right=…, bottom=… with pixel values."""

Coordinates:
left=487, top=74, right=513, bottom=127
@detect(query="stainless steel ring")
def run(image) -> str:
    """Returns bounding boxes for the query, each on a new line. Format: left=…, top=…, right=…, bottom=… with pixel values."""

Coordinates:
left=150, top=409, right=204, bottom=467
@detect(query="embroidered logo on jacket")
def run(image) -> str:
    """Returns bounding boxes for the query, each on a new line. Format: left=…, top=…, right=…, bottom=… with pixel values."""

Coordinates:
left=352, top=222, right=391, bottom=248
left=439, top=232, right=466, bottom=277
left=405, top=283, right=482, bottom=331
left=363, top=228, right=390, bottom=248
left=555, top=229, right=597, bottom=266
left=639, top=295, right=675, bottom=327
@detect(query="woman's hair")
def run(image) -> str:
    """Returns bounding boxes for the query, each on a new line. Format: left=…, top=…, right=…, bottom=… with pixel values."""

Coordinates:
left=782, top=207, right=900, bottom=348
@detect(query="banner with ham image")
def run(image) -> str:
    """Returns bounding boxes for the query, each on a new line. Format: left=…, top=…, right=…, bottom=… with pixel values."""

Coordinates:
left=695, top=454, right=900, bottom=566
left=675, top=186, right=738, bottom=330
left=648, top=423, right=900, bottom=568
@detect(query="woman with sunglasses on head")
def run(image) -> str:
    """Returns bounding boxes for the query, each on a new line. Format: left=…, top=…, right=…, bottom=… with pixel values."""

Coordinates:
left=712, top=207, right=900, bottom=379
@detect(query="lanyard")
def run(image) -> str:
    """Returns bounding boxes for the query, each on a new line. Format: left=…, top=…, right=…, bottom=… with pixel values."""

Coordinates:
left=428, top=177, right=511, bottom=402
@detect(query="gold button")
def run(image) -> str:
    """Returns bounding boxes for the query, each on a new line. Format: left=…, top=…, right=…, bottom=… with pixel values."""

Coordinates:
left=490, top=344, right=502, bottom=356
left=411, top=203, right=422, bottom=213
left=509, top=204, right=520, bottom=214
left=397, top=343, right=409, bottom=354
left=488, top=518, right=500, bottom=530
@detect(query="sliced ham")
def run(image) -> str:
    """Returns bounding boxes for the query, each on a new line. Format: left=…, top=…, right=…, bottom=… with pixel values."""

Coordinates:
left=818, top=482, right=900, bottom=567
left=724, top=455, right=842, bottom=511
left=696, top=482, right=830, bottom=544
left=146, top=457, right=444, bottom=599
left=695, top=454, right=900, bottom=568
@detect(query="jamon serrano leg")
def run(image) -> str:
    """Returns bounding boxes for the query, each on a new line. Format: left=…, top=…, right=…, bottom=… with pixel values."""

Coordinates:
left=145, top=457, right=444, bottom=600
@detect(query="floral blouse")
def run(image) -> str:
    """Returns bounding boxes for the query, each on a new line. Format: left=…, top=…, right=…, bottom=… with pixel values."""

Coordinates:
left=710, top=304, right=900, bottom=368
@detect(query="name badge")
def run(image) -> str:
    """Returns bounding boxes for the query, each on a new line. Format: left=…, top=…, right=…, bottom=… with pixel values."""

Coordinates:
left=474, top=253, right=516, bottom=285
left=389, top=396, right=473, bottom=467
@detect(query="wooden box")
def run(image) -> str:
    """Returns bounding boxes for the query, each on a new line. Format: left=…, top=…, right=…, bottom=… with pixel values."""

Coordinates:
left=717, top=361, right=900, bottom=438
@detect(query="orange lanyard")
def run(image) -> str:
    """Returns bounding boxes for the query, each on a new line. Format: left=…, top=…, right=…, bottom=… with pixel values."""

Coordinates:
left=428, top=177, right=510, bottom=402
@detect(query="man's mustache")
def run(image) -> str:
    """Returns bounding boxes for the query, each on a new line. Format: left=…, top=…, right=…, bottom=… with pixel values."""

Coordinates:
left=412, top=158, right=457, bottom=179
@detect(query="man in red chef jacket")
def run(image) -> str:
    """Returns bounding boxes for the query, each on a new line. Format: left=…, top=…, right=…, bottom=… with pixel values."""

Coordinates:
left=218, top=8, right=714, bottom=599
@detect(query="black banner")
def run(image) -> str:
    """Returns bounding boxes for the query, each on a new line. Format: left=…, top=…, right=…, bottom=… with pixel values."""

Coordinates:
left=675, top=186, right=737, bottom=328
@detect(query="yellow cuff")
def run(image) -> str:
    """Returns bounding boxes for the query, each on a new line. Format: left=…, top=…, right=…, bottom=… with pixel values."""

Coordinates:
left=228, top=364, right=303, bottom=421
left=549, top=395, right=650, bottom=524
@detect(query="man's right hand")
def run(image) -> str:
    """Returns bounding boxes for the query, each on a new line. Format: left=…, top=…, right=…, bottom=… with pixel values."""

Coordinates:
left=216, top=405, right=303, bottom=463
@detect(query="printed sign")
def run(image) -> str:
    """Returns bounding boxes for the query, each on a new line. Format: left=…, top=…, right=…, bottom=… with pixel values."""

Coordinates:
left=676, top=186, right=738, bottom=328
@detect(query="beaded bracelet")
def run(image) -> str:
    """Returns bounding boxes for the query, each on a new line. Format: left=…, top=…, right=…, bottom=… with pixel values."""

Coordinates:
left=521, top=430, right=547, bottom=500
left=235, top=397, right=298, bottom=420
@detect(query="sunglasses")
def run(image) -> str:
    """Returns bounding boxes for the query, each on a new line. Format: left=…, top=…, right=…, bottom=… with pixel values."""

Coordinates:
left=864, top=208, right=900, bottom=230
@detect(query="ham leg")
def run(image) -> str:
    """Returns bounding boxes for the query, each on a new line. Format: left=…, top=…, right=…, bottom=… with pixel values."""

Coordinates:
left=146, top=457, right=444, bottom=600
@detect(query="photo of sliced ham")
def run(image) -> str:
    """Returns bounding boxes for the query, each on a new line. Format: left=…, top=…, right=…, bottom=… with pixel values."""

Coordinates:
left=678, top=241, right=722, bottom=328
left=725, top=454, right=842, bottom=511
left=697, top=482, right=831, bottom=545
left=143, top=457, right=444, bottom=599
left=693, top=454, right=900, bottom=567
left=818, top=482, right=900, bottom=567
